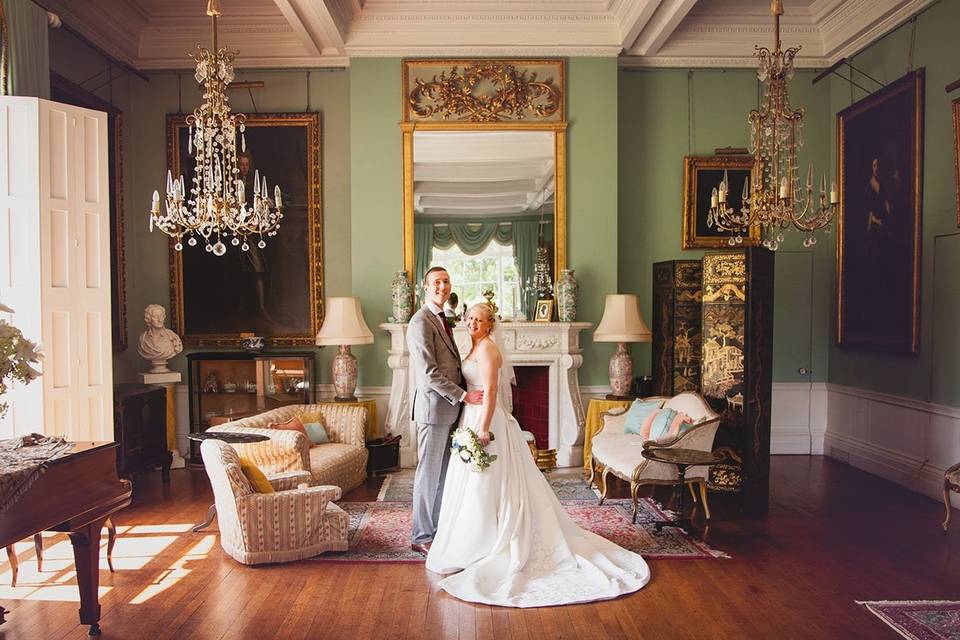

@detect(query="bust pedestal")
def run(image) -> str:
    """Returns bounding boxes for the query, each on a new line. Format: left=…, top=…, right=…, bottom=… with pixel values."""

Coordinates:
left=141, top=371, right=186, bottom=469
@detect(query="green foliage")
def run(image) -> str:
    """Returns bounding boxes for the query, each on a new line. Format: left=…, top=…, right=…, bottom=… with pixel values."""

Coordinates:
left=0, top=308, right=43, bottom=417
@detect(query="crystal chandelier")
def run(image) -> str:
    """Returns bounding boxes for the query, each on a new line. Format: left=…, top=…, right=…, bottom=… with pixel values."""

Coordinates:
left=149, top=0, right=283, bottom=256
left=708, top=0, right=838, bottom=251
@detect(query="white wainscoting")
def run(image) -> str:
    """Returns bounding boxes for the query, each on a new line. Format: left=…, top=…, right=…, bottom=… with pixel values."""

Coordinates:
left=825, top=383, right=960, bottom=508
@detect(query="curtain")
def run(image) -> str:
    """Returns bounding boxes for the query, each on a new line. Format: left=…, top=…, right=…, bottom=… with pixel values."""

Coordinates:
left=3, top=0, right=48, bottom=98
left=432, top=222, right=512, bottom=255
left=512, top=220, right=538, bottom=319
left=414, top=222, right=434, bottom=294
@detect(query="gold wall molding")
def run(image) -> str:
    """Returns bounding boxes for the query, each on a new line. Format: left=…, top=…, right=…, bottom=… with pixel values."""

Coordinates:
left=403, top=59, right=563, bottom=123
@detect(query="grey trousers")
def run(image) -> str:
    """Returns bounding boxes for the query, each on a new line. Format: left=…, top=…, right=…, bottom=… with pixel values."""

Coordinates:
left=412, top=421, right=453, bottom=544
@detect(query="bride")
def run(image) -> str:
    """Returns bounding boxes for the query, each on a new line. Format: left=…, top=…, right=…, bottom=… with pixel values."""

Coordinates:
left=425, top=303, right=651, bottom=607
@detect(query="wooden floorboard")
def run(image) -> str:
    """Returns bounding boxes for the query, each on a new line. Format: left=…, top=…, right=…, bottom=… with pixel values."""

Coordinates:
left=1, top=456, right=958, bottom=639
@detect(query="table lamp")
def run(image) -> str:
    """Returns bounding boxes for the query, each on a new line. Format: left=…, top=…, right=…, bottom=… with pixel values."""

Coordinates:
left=593, top=294, right=652, bottom=400
left=315, top=297, right=375, bottom=401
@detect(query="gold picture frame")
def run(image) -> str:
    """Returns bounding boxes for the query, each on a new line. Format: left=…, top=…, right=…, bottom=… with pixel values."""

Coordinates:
left=167, top=112, right=323, bottom=346
left=681, top=155, right=760, bottom=249
left=953, top=97, right=960, bottom=227
left=836, top=69, right=924, bottom=354
left=534, top=299, right=554, bottom=322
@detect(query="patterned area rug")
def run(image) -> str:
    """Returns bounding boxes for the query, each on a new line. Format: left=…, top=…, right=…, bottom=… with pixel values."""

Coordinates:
left=857, top=601, right=960, bottom=640
left=376, top=468, right=600, bottom=502
left=315, top=470, right=728, bottom=563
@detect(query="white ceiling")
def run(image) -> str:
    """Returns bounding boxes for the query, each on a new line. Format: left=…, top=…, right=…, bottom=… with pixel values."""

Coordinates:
left=41, top=0, right=935, bottom=71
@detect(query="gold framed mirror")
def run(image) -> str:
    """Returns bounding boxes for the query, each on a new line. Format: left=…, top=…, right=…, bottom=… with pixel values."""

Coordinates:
left=401, top=59, right=567, bottom=320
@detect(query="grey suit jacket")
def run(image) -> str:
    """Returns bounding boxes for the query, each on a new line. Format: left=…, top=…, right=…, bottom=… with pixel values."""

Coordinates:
left=407, top=305, right=465, bottom=426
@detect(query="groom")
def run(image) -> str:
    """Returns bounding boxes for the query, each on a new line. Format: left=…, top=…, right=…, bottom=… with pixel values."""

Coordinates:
left=407, top=266, right=483, bottom=555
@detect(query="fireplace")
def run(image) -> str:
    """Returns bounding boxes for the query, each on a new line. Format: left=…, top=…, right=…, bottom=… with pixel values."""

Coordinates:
left=511, top=366, right=549, bottom=449
left=380, top=321, right=592, bottom=468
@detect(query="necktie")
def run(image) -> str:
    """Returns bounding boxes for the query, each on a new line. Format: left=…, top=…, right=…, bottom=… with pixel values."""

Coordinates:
left=438, top=312, right=454, bottom=343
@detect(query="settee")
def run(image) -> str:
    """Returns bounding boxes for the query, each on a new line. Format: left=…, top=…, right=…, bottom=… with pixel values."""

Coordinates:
left=215, top=403, right=368, bottom=493
left=589, top=392, right=721, bottom=523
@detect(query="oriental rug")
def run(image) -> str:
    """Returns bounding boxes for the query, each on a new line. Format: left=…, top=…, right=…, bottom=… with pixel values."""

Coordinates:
left=857, top=600, right=960, bottom=640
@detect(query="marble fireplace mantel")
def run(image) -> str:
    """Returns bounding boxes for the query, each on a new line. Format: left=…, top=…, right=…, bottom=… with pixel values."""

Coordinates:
left=380, top=321, right=593, bottom=469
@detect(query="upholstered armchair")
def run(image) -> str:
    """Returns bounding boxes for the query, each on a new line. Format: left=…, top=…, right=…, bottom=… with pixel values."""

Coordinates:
left=215, top=403, right=369, bottom=493
left=200, top=439, right=348, bottom=565
left=589, top=392, right=721, bottom=523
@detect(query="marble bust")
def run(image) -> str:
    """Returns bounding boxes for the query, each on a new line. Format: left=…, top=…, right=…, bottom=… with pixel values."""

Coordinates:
left=138, top=304, right=183, bottom=374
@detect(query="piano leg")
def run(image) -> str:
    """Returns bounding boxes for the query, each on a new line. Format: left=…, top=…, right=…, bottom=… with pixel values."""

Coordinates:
left=68, top=517, right=107, bottom=636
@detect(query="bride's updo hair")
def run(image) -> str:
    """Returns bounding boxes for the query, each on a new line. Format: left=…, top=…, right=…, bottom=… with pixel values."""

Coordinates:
left=467, top=303, right=496, bottom=333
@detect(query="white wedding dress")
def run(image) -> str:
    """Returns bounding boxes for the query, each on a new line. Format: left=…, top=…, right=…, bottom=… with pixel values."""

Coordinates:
left=425, top=359, right=651, bottom=608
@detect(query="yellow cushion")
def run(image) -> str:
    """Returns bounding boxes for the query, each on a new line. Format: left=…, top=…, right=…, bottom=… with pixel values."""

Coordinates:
left=297, top=411, right=323, bottom=425
left=239, top=457, right=274, bottom=493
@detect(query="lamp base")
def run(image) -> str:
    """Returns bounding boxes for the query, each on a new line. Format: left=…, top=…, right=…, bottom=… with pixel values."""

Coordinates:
left=608, top=342, right=634, bottom=399
left=332, top=345, right=359, bottom=402
left=605, top=394, right=636, bottom=401
left=333, top=395, right=359, bottom=403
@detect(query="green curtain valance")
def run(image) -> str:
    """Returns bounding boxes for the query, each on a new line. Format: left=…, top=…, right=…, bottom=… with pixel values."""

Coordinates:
left=2, top=0, right=49, bottom=99
left=432, top=222, right=513, bottom=255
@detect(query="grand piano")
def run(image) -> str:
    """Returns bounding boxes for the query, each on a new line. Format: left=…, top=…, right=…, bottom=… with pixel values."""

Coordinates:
left=0, top=441, right=132, bottom=636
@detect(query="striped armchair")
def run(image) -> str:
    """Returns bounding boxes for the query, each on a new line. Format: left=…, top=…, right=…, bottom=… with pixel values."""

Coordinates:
left=200, top=439, right=348, bottom=565
left=215, top=403, right=369, bottom=493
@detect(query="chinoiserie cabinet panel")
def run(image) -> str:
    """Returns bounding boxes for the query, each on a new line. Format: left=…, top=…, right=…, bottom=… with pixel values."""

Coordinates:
left=186, top=352, right=315, bottom=463
left=114, top=383, right=172, bottom=482
left=701, top=249, right=774, bottom=513
left=652, top=260, right=703, bottom=397
left=0, top=97, right=113, bottom=441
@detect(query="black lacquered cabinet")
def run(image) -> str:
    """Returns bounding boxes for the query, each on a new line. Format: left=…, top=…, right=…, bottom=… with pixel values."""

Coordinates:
left=114, top=383, right=172, bottom=483
left=186, top=352, right=315, bottom=463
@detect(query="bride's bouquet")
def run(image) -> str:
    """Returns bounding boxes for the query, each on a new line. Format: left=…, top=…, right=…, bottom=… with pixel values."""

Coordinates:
left=450, top=427, right=497, bottom=472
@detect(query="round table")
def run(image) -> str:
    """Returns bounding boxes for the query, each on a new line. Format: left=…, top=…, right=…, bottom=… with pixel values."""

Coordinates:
left=641, top=447, right=724, bottom=538
left=187, top=431, right=270, bottom=532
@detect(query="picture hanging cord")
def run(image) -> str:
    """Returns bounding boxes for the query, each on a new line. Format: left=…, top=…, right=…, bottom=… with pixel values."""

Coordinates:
left=907, top=16, right=917, bottom=72
left=177, top=72, right=182, bottom=113
left=686, top=70, right=693, bottom=156
left=306, top=71, right=311, bottom=112
left=247, top=86, right=258, bottom=113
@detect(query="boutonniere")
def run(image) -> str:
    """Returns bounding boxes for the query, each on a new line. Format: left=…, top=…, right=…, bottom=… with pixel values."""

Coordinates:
left=444, top=316, right=458, bottom=329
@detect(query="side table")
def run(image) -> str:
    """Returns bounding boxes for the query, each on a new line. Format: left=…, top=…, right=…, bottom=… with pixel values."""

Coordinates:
left=641, top=447, right=723, bottom=538
left=582, top=397, right=634, bottom=472
left=187, top=431, right=270, bottom=533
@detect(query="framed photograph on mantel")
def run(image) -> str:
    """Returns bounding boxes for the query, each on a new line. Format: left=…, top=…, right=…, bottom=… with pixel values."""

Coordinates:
left=167, top=112, right=323, bottom=346
left=681, top=155, right=760, bottom=249
left=836, top=69, right=924, bottom=354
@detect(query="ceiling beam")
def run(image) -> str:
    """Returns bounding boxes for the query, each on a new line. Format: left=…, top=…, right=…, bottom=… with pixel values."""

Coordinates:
left=616, top=0, right=662, bottom=51
left=629, top=0, right=698, bottom=56
left=272, top=0, right=323, bottom=57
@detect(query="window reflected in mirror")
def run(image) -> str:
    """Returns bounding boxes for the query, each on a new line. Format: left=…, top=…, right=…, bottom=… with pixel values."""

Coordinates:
left=413, top=130, right=555, bottom=320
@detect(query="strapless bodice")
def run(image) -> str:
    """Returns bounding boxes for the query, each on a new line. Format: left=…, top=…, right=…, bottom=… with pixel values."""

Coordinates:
left=462, top=358, right=486, bottom=391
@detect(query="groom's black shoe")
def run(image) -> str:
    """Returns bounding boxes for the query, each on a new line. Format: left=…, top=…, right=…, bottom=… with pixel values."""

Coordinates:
left=411, top=542, right=431, bottom=555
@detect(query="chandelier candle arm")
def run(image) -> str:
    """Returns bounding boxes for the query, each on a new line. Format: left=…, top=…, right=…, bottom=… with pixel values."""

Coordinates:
left=147, top=0, right=283, bottom=256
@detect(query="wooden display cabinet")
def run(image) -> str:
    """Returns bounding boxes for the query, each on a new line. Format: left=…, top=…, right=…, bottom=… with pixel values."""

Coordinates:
left=186, top=352, right=315, bottom=464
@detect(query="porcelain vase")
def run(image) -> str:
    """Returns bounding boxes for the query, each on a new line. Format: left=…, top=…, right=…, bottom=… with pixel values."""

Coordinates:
left=555, top=269, right=579, bottom=322
left=390, top=270, right=414, bottom=323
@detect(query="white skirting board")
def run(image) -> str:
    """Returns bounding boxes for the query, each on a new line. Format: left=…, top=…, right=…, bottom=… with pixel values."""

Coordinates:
left=824, top=383, right=959, bottom=509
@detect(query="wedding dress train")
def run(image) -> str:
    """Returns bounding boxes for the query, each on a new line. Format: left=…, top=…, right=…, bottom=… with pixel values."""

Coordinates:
left=425, top=359, right=651, bottom=607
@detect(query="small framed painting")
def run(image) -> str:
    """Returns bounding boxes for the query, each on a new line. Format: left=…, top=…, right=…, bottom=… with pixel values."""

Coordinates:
left=534, top=299, right=554, bottom=322
left=681, top=155, right=760, bottom=249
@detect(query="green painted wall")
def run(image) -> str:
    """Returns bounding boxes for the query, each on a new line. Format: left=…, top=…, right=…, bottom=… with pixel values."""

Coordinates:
left=618, top=68, right=833, bottom=383
left=827, top=0, right=960, bottom=406
left=351, top=58, right=620, bottom=387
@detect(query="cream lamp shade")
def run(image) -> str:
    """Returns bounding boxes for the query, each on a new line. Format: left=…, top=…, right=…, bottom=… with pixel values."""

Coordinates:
left=315, top=297, right=374, bottom=346
left=593, top=294, right=650, bottom=400
left=593, top=294, right=651, bottom=343
left=315, top=297, right=374, bottom=401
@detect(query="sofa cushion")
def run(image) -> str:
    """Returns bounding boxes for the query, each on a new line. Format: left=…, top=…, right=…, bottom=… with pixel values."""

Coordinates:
left=648, top=409, right=694, bottom=441
left=623, top=400, right=663, bottom=436
left=238, top=457, right=275, bottom=493
left=268, top=415, right=308, bottom=439
left=303, top=421, right=330, bottom=445
left=308, top=443, right=367, bottom=487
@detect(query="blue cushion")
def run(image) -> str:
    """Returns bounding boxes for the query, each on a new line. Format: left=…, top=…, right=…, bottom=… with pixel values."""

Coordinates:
left=647, top=408, right=679, bottom=441
left=302, top=421, right=329, bottom=445
left=623, top=400, right=663, bottom=435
